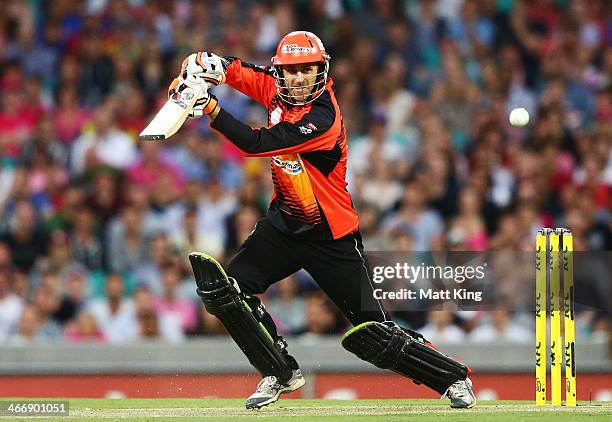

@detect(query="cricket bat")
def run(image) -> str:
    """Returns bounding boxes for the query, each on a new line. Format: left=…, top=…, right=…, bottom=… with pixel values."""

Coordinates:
left=139, top=84, right=203, bottom=141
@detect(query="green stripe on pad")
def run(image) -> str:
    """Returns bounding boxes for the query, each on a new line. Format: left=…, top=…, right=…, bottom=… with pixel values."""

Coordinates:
left=259, top=323, right=274, bottom=342
left=189, top=252, right=229, bottom=279
left=342, top=321, right=376, bottom=339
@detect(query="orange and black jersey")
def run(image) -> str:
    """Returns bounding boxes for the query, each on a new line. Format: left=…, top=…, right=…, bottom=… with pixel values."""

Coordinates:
left=210, top=57, right=358, bottom=240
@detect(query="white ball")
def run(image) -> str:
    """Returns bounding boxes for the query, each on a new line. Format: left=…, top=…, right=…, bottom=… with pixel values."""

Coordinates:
left=509, top=107, right=530, bottom=127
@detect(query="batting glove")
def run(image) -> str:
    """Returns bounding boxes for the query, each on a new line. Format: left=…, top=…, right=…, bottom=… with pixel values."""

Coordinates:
left=190, top=89, right=219, bottom=119
left=168, top=75, right=219, bottom=119
left=179, top=52, right=227, bottom=87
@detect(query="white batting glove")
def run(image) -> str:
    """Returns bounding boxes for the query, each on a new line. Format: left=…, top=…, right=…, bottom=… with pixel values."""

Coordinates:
left=189, top=89, right=219, bottom=119
left=179, top=52, right=227, bottom=87
left=168, top=75, right=218, bottom=119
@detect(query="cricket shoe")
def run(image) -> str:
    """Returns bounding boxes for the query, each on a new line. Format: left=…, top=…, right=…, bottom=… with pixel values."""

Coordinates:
left=443, top=377, right=476, bottom=408
left=245, top=369, right=305, bottom=409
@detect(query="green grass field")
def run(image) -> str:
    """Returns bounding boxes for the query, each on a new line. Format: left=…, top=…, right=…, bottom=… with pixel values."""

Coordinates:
left=2, top=399, right=611, bottom=421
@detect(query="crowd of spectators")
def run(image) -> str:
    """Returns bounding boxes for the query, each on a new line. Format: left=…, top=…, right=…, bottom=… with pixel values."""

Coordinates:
left=0, top=0, right=610, bottom=345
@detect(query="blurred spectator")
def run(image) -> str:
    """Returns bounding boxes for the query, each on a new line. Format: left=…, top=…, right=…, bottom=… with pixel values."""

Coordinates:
left=469, top=310, right=531, bottom=343
left=577, top=311, right=610, bottom=343
left=52, top=85, right=91, bottom=145
left=300, top=292, right=345, bottom=340
left=115, top=86, right=146, bottom=139
left=65, top=310, right=105, bottom=343
left=224, top=204, right=262, bottom=259
left=430, top=45, right=479, bottom=143
left=127, top=140, right=186, bottom=198
left=87, top=273, right=137, bottom=344
left=488, top=213, right=521, bottom=250
left=191, top=178, right=238, bottom=259
left=78, top=31, right=114, bottom=106
left=0, top=81, right=37, bottom=159
left=348, top=116, right=406, bottom=184
left=132, top=232, right=176, bottom=294
left=122, top=182, right=167, bottom=236
left=21, top=18, right=60, bottom=84
left=382, top=181, right=444, bottom=250
left=200, top=136, right=244, bottom=190
left=56, top=268, right=90, bottom=323
left=419, top=310, right=466, bottom=344
left=446, top=0, right=496, bottom=55
left=447, top=187, right=488, bottom=251
left=24, top=146, right=68, bottom=221
left=44, top=183, right=86, bottom=233
left=30, top=229, right=87, bottom=291
left=268, top=275, right=306, bottom=335
left=1, top=198, right=47, bottom=271
left=0, top=269, right=23, bottom=342
left=7, top=304, right=41, bottom=345
left=11, top=271, right=28, bottom=300
left=171, top=205, right=220, bottom=268
left=86, top=170, right=123, bottom=227
left=418, top=150, right=460, bottom=219
left=31, top=282, right=64, bottom=341
left=69, top=206, right=104, bottom=271
left=358, top=206, right=392, bottom=250
left=0, top=241, right=15, bottom=273
left=70, top=103, right=137, bottom=175
left=162, top=130, right=208, bottom=183
left=134, top=285, right=184, bottom=343
left=106, top=206, right=149, bottom=275
left=153, top=264, right=198, bottom=334
left=361, top=159, right=404, bottom=214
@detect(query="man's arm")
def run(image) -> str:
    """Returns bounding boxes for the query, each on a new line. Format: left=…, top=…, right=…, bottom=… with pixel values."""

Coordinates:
left=174, top=66, right=337, bottom=156
left=223, top=57, right=276, bottom=107
left=173, top=53, right=275, bottom=112
left=209, top=98, right=337, bottom=157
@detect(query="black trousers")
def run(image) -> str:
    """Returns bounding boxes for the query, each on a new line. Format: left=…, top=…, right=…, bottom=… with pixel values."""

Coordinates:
left=227, top=219, right=390, bottom=340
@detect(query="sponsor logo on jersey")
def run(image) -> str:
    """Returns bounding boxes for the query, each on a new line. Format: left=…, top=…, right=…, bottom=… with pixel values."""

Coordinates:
left=273, top=156, right=303, bottom=175
left=299, top=122, right=318, bottom=135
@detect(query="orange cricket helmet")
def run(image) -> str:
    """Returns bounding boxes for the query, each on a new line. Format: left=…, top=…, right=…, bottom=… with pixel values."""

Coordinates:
left=271, top=31, right=331, bottom=105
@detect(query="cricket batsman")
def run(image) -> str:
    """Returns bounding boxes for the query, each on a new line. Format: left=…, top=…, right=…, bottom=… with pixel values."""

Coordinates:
left=170, top=31, right=475, bottom=409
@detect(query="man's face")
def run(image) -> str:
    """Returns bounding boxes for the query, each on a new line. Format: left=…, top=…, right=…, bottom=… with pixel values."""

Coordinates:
left=281, top=63, right=319, bottom=103
left=106, top=275, right=124, bottom=299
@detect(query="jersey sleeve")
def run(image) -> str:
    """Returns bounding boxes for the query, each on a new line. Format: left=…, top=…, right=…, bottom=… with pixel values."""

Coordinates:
left=210, top=94, right=338, bottom=157
left=223, top=57, right=276, bottom=107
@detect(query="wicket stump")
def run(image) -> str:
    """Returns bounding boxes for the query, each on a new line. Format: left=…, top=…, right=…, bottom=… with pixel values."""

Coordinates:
left=535, top=228, right=576, bottom=406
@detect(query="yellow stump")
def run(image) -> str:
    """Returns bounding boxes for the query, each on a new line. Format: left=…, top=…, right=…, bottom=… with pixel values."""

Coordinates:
left=535, top=229, right=548, bottom=405
left=561, top=230, right=576, bottom=406
left=549, top=231, right=562, bottom=406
